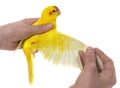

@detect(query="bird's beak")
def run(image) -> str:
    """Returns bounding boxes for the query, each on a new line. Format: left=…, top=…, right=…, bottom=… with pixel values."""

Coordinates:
left=54, top=6, right=61, bottom=15
left=57, top=10, right=61, bottom=15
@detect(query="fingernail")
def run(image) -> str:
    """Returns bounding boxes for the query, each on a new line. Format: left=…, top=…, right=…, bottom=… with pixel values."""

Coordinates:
left=46, top=24, right=53, bottom=28
left=78, top=50, right=83, bottom=54
left=87, top=46, right=93, bottom=52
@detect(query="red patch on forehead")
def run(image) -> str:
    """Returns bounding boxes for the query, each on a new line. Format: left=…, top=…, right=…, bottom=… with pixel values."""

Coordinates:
left=54, top=6, right=59, bottom=10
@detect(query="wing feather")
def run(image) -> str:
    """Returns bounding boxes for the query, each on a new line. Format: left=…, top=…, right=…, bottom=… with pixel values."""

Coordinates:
left=38, top=31, right=86, bottom=68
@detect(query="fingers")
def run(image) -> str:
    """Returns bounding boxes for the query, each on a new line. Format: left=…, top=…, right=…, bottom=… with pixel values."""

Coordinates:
left=22, top=18, right=39, bottom=25
left=94, top=48, right=115, bottom=70
left=21, top=18, right=53, bottom=38
left=94, top=48, right=110, bottom=63
left=30, top=24, right=53, bottom=35
left=79, top=46, right=98, bottom=73
left=78, top=50, right=85, bottom=67
left=85, top=46, right=96, bottom=65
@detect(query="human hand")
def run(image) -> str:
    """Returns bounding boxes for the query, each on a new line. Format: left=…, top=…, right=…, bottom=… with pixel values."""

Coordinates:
left=70, top=46, right=116, bottom=88
left=0, top=18, right=53, bottom=50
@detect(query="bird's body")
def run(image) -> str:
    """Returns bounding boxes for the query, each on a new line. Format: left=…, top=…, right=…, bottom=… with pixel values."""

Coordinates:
left=18, top=6, right=103, bottom=84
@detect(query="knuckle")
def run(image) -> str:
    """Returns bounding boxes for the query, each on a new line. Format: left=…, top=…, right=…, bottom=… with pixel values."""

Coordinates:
left=21, top=18, right=29, bottom=22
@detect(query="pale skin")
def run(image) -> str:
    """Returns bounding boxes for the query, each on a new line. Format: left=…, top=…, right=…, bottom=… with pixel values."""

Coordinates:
left=0, top=18, right=53, bottom=50
left=70, top=47, right=116, bottom=88
left=0, top=18, right=116, bottom=88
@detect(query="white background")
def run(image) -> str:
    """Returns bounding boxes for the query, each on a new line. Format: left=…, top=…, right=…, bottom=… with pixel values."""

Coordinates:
left=0, top=0, right=120, bottom=88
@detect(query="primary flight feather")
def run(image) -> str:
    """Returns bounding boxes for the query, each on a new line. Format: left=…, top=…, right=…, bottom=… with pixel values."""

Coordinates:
left=17, top=6, right=103, bottom=84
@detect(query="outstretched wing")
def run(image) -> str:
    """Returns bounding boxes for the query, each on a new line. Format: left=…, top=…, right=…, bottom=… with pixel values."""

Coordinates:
left=38, top=31, right=86, bottom=69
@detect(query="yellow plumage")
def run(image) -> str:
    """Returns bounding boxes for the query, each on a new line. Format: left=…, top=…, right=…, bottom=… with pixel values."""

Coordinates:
left=18, top=6, right=104, bottom=84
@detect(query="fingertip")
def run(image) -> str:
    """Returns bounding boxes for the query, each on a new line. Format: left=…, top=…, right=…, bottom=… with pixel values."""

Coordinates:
left=94, top=47, right=104, bottom=56
left=38, top=23, right=53, bottom=32
left=78, top=50, right=84, bottom=57
left=78, top=50, right=82, bottom=54
left=45, top=24, right=53, bottom=31
left=46, top=24, right=53, bottom=29
left=94, top=47, right=99, bottom=51
left=85, top=46, right=97, bottom=65
left=86, top=46, right=94, bottom=54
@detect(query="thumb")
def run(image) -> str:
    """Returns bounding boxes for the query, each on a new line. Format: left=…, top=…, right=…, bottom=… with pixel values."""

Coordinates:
left=30, top=24, right=53, bottom=35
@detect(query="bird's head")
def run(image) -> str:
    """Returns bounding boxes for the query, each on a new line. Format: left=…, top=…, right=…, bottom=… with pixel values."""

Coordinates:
left=41, top=6, right=61, bottom=22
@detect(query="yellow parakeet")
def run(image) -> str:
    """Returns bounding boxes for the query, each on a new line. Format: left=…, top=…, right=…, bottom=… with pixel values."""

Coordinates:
left=17, top=6, right=104, bottom=84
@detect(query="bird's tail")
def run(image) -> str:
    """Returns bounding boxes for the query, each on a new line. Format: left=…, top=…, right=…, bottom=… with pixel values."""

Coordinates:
left=23, top=48, right=34, bottom=84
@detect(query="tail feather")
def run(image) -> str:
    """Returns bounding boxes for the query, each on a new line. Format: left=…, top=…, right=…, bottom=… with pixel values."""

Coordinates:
left=27, top=56, right=34, bottom=84
left=23, top=47, right=34, bottom=84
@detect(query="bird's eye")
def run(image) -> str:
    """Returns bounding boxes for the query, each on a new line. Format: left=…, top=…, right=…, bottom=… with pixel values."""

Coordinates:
left=52, top=10, right=56, bottom=12
left=49, top=10, right=57, bottom=15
